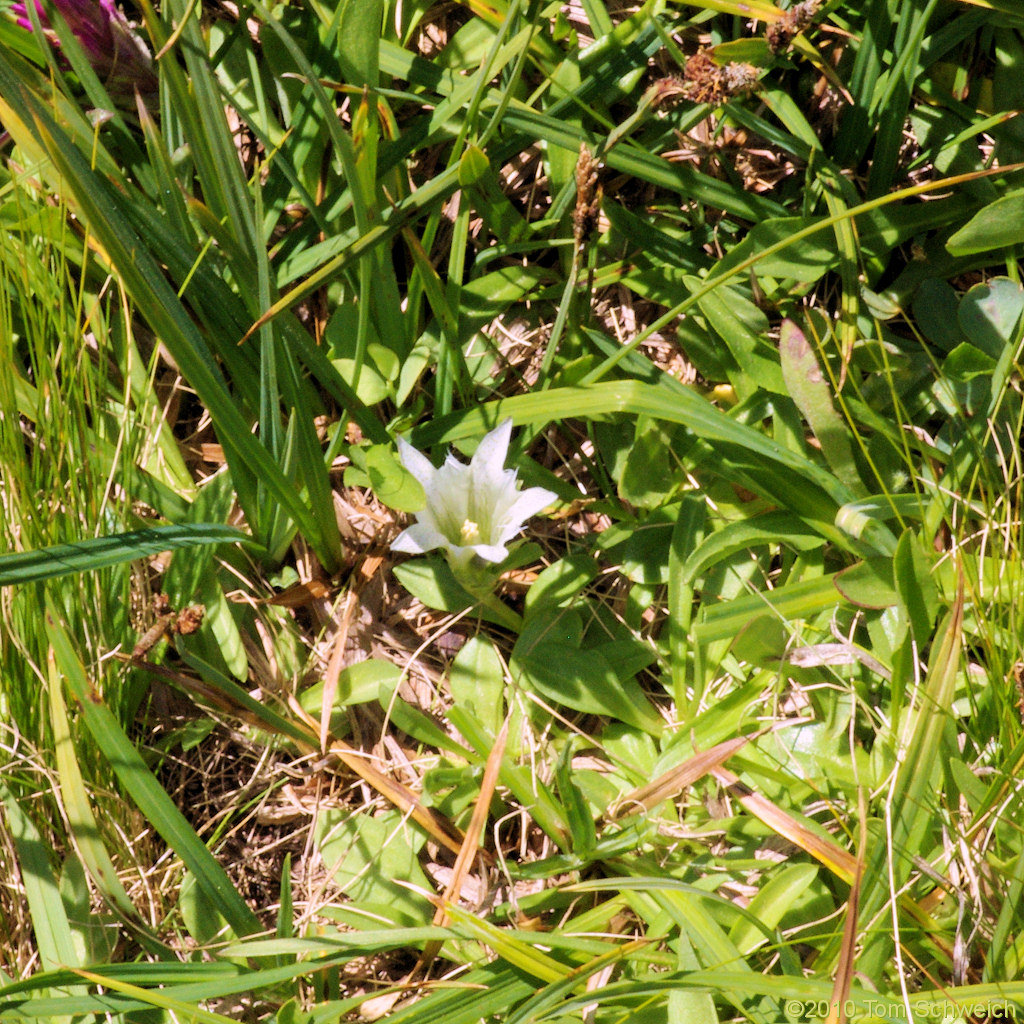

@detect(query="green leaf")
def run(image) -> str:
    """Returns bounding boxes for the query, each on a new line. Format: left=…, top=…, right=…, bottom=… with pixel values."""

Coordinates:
left=956, top=277, right=1024, bottom=360
left=366, top=444, right=427, bottom=513
left=856, top=598, right=963, bottom=976
left=301, top=659, right=402, bottom=725
left=619, top=418, right=686, bottom=508
left=695, top=574, right=847, bottom=645
left=336, top=0, right=383, bottom=86
left=697, top=286, right=784, bottom=397
left=449, top=636, right=506, bottom=741
left=0, top=780, right=81, bottom=972
left=315, top=809, right=433, bottom=925
left=779, top=320, right=867, bottom=499
left=392, top=558, right=514, bottom=627
left=679, top=512, right=823, bottom=586
left=892, top=531, right=940, bottom=645
left=513, top=608, right=663, bottom=735
left=384, top=693, right=472, bottom=756
left=0, top=524, right=250, bottom=586
left=727, top=863, right=818, bottom=955
left=180, top=871, right=231, bottom=946
left=45, top=601, right=262, bottom=939
left=47, top=666, right=155, bottom=944
left=523, top=554, right=601, bottom=616
left=832, top=558, right=899, bottom=609
left=946, top=190, right=1024, bottom=255
left=713, top=217, right=839, bottom=282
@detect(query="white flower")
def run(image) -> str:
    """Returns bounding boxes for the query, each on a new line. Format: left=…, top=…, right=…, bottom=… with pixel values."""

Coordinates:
left=392, top=419, right=557, bottom=567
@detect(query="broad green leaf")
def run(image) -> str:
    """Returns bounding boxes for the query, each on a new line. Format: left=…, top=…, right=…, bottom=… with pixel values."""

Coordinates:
left=957, top=277, right=1024, bottom=360
left=912, top=279, right=969, bottom=353
left=48, top=662, right=155, bottom=944
left=383, top=693, right=472, bottom=756
left=893, top=530, right=940, bottom=645
left=59, top=857, right=118, bottom=964
left=712, top=217, right=839, bottom=283
left=449, top=636, right=506, bottom=741
left=301, top=659, right=402, bottom=722
left=392, top=558, right=510, bottom=626
left=779, top=320, right=867, bottom=499
left=0, top=780, right=81, bottom=973
left=513, top=609, right=663, bottom=734
left=619, top=418, right=687, bottom=508
left=946, top=190, right=1024, bottom=254
left=337, top=0, right=383, bottom=88
left=365, top=444, right=427, bottom=512
left=668, top=494, right=707, bottom=708
left=315, top=809, right=433, bottom=925
left=698, top=286, right=785, bottom=397
left=832, top=558, right=899, bottom=609
left=727, top=864, right=818, bottom=954
left=180, top=872, right=231, bottom=946
left=523, top=554, right=601, bottom=616
left=188, top=576, right=248, bottom=682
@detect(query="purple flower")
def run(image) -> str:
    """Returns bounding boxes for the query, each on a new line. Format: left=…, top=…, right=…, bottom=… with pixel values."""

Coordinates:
left=12, top=0, right=156, bottom=93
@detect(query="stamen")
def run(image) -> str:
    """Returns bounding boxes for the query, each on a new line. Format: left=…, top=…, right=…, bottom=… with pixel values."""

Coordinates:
left=460, top=519, right=482, bottom=545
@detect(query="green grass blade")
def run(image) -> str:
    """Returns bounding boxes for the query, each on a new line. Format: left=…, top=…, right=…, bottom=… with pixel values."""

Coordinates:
left=855, top=587, right=964, bottom=977
left=44, top=601, right=262, bottom=939
left=0, top=525, right=249, bottom=586
left=0, top=55, right=339, bottom=571
left=0, top=781, right=81, bottom=973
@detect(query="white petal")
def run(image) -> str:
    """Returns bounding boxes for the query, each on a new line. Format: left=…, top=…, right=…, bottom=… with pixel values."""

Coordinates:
left=494, top=486, right=557, bottom=542
left=469, top=542, right=510, bottom=563
left=397, top=436, right=437, bottom=491
left=488, top=476, right=537, bottom=521
left=504, top=485, right=557, bottom=522
left=428, top=458, right=474, bottom=536
left=470, top=419, right=513, bottom=487
left=391, top=522, right=448, bottom=555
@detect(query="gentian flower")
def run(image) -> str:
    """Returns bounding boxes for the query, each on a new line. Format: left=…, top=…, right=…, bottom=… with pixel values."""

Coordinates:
left=392, top=419, right=557, bottom=571
left=12, top=0, right=156, bottom=94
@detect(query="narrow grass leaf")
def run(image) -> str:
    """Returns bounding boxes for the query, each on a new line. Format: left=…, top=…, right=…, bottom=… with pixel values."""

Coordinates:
left=0, top=525, right=249, bottom=586
left=443, top=903, right=569, bottom=984
left=47, top=657, right=159, bottom=942
left=0, top=781, right=81, bottom=974
left=857, top=582, right=964, bottom=975
left=44, top=601, right=262, bottom=939
left=710, top=767, right=858, bottom=883
left=69, top=969, right=239, bottom=1024
left=613, top=733, right=766, bottom=818
left=505, top=938, right=650, bottom=1024
left=0, top=62, right=337, bottom=569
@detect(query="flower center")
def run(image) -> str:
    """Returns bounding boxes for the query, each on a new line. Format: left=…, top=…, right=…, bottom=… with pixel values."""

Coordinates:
left=459, top=518, right=482, bottom=545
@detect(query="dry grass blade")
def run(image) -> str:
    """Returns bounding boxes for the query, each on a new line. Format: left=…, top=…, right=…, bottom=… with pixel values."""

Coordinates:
left=287, top=697, right=467, bottom=858
left=611, top=727, right=781, bottom=819
left=420, top=715, right=510, bottom=972
left=710, top=766, right=858, bottom=883
left=435, top=713, right=506, bottom=920
left=320, top=587, right=358, bottom=756
left=826, top=790, right=867, bottom=1024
